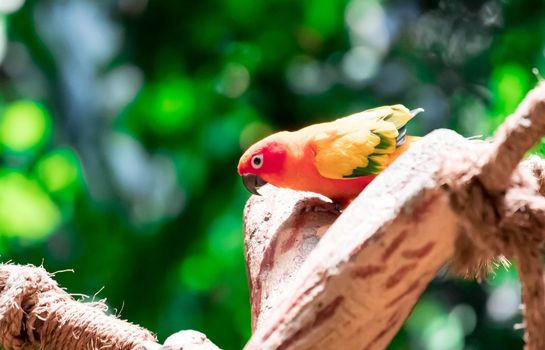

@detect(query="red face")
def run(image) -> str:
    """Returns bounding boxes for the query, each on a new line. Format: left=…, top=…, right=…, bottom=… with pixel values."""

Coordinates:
left=238, top=140, right=286, bottom=176
left=237, top=139, right=287, bottom=195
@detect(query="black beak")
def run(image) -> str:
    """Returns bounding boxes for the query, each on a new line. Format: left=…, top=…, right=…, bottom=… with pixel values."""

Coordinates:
left=242, top=174, right=267, bottom=195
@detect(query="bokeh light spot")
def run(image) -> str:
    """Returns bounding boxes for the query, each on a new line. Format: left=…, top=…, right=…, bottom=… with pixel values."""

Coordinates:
left=0, top=0, right=24, bottom=14
left=406, top=298, right=464, bottom=350
left=486, top=280, right=521, bottom=322
left=342, top=46, right=381, bottom=83
left=0, top=16, right=6, bottom=63
left=424, top=315, right=464, bottom=350
left=304, top=0, right=342, bottom=39
left=492, top=63, right=530, bottom=117
left=217, top=62, right=250, bottom=98
left=0, top=171, right=60, bottom=240
left=406, top=298, right=444, bottom=335
left=36, top=147, right=80, bottom=193
left=286, top=56, right=332, bottom=94
left=143, top=78, right=197, bottom=135
left=345, top=0, right=390, bottom=53
left=450, top=304, right=477, bottom=336
left=0, top=100, right=51, bottom=153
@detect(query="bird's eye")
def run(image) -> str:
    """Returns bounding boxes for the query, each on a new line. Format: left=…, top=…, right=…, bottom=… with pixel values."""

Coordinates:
left=251, top=154, right=264, bottom=169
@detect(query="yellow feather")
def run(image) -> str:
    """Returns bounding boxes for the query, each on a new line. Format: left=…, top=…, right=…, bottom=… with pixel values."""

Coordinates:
left=314, top=129, right=381, bottom=179
left=310, top=105, right=416, bottom=179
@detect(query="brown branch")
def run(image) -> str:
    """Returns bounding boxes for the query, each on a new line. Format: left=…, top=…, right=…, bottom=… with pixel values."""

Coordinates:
left=442, top=83, right=545, bottom=350
left=243, top=187, right=339, bottom=331
left=479, top=82, right=545, bottom=195
left=516, top=245, right=545, bottom=349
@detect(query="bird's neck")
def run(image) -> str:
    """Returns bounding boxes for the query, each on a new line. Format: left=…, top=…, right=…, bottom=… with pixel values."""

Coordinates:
left=262, top=142, right=315, bottom=190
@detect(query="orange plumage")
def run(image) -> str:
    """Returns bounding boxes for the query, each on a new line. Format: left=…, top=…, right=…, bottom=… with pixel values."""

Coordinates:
left=237, top=105, right=421, bottom=206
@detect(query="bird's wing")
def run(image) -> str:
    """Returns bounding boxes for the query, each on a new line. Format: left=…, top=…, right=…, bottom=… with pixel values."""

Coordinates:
left=311, top=105, right=418, bottom=179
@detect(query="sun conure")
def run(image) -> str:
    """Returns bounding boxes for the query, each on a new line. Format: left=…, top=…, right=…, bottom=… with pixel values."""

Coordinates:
left=237, top=104, right=422, bottom=207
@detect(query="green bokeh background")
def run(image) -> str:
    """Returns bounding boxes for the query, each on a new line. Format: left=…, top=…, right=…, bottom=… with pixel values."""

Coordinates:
left=0, top=0, right=544, bottom=349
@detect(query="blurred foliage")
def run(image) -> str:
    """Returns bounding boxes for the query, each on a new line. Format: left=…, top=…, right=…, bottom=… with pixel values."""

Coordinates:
left=0, top=0, right=544, bottom=349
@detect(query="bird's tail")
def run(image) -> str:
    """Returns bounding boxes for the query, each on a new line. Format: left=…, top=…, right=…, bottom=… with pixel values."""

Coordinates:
left=386, top=105, right=423, bottom=147
left=383, top=104, right=423, bottom=130
left=410, top=108, right=425, bottom=117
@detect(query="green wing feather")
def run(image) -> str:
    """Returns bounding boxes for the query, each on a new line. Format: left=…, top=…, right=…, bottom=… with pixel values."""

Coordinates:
left=344, top=129, right=396, bottom=177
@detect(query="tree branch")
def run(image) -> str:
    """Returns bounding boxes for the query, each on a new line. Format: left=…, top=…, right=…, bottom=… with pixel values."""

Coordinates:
left=479, top=82, right=545, bottom=195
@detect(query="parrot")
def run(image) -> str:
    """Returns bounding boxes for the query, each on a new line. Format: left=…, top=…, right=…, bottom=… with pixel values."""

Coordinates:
left=237, top=104, right=422, bottom=207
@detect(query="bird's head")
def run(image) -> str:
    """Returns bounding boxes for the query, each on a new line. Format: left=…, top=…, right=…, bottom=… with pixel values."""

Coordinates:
left=237, top=132, right=288, bottom=195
